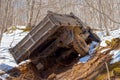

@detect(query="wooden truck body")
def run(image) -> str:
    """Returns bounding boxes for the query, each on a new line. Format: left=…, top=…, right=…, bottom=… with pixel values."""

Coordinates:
left=9, top=11, right=100, bottom=78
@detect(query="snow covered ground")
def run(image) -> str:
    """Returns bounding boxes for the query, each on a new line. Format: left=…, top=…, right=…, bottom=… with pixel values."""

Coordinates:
left=79, top=28, right=120, bottom=63
left=0, top=28, right=28, bottom=72
left=0, top=27, right=120, bottom=75
left=98, top=29, right=120, bottom=63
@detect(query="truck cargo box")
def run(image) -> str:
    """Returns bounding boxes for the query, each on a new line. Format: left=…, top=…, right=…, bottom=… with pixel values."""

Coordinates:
left=9, top=11, right=89, bottom=64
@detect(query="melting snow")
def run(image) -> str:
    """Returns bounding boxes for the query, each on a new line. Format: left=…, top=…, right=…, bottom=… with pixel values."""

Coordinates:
left=110, top=50, right=120, bottom=64
left=80, top=28, right=120, bottom=63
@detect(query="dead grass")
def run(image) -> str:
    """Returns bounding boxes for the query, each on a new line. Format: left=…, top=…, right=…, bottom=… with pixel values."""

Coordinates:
left=96, top=62, right=120, bottom=80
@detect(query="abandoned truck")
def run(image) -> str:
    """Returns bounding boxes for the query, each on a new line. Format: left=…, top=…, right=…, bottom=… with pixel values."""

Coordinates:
left=9, top=11, right=100, bottom=78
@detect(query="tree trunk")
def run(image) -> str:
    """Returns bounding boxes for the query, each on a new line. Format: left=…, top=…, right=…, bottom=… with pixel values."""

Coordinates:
left=27, top=0, right=35, bottom=28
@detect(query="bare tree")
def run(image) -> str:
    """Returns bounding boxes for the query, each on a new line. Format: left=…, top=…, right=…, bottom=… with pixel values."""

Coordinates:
left=33, top=0, right=42, bottom=26
left=26, top=0, right=35, bottom=28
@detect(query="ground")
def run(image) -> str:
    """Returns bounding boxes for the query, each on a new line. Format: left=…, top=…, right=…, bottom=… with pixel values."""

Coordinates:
left=0, top=27, right=120, bottom=79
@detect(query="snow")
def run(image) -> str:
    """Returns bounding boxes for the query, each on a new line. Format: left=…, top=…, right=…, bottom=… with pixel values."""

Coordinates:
left=0, top=27, right=28, bottom=73
left=79, top=55, right=90, bottom=63
left=79, top=28, right=120, bottom=63
left=110, top=50, right=120, bottom=64
left=0, top=74, right=10, bottom=80
left=98, top=29, right=120, bottom=47
left=88, top=41, right=99, bottom=55
left=79, top=41, right=99, bottom=63
left=98, top=29, right=120, bottom=64
left=16, top=26, right=27, bottom=29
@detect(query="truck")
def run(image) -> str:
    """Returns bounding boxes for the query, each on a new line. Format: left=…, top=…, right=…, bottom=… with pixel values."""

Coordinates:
left=9, top=11, right=100, bottom=78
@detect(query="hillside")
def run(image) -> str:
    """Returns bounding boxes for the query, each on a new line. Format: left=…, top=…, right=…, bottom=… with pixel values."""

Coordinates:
left=0, top=27, right=120, bottom=80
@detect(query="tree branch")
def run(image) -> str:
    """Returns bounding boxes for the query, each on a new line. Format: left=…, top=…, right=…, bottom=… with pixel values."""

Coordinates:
left=85, top=0, right=120, bottom=24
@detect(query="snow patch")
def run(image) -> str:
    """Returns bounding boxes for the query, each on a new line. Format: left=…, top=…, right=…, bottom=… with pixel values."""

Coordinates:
left=0, top=27, right=28, bottom=72
left=79, top=55, right=90, bottom=63
left=79, top=29, right=120, bottom=63
left=110, top=50, right=120, bottom=64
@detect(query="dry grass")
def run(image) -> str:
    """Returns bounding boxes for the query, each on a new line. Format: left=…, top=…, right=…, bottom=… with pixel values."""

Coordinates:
left=96, top=62, right=120, bottom=80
